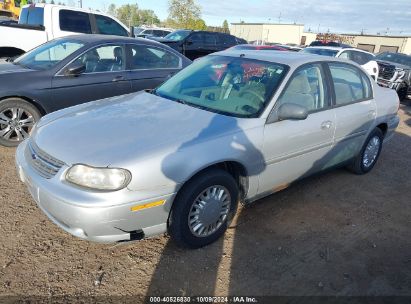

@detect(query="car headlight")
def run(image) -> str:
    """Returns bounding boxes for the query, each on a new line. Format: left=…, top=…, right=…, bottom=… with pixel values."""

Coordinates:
left=395, top=69, right=406, bottom=80
left=66, top=164, right=131, bottom=191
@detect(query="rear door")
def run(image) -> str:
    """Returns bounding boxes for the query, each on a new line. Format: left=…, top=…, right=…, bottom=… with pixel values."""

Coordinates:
left=203, top=32, right=219, bottom=54
left=126, top=43, right=183, bottom=92
left=327, top=62, right=376, bottom=164
left=51, top=43, right=130, bottom=109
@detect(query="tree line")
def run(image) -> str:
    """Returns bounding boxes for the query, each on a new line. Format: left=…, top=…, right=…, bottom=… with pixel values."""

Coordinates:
left=108, top=0, right=230, bottom=33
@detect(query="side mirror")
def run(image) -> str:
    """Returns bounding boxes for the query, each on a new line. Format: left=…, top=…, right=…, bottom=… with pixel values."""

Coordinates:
left=185, top=39, right=194, bottom=46
left=278, top=103, right=308, bottom=121
left=65, top=64, right=86, bottom=76
left=267, top=103, right=308, bottom=123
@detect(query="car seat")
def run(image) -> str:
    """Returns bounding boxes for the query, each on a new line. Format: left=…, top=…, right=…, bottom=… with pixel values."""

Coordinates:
left=280, top=73, right=315, bottom=111
left=111, top=47, right=124, bottom=71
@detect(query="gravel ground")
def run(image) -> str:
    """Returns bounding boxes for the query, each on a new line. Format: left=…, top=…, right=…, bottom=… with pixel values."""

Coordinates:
left=0, top=103, right=410, bottom=299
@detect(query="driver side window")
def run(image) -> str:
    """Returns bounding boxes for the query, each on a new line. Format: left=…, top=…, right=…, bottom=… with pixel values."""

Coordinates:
left=68, top=44, right=126, bottom=73
left=277, top=64, right=328, bottom=113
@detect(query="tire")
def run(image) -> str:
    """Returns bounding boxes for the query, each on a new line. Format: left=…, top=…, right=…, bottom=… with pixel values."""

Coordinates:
left=0, top=98, right=41, bottom=147
left=169, top=168, right=239, bottom=249
left=347, top=128, right=384, bottom=175
left=397, top=83, right=408, bottom=101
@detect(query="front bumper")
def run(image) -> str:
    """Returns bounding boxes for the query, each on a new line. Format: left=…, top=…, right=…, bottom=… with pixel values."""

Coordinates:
left=15, top=140, right=176, bottom=243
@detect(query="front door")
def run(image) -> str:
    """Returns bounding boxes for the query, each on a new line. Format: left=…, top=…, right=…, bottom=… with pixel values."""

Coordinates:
left=258, top=63, right=336, bottom=194
left=51, top=44, right=130, bottom=111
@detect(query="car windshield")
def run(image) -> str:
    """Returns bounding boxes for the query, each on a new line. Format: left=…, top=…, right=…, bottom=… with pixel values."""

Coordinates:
left=302, top=48, right=339, bottom=57
left=376, top=52, right=411, bottom=67
left=14, top=38, right=85, bottom=70
left=155, top=55, right=288, bottom=118
left=164, top=30, right=191, bottom=41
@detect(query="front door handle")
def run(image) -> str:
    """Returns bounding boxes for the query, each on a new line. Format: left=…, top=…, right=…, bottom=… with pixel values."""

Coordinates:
left=112, top=75, right=125, bottom=82
left=321, top=121, right=333, bottom=130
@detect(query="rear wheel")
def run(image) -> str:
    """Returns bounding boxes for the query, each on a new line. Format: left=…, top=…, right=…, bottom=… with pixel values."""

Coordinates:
left=347, top=128, right=383, bottom=175
left=0, top=98, right=41, bottom=147
left=169, top=168, right=239, bottom=248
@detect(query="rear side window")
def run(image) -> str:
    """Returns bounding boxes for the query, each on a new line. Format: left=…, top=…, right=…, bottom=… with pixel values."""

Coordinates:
left=59, top=10, right=91, bottom=34
left=95, top=15, right=128, bottom=36
left=219, top=34, right=236, bottom=46
left=204, top=33, right=217, bottom=45
left=329, top=63, right=371, bottom=106
left=130, top=45, right=181, bottom=70
left=19, top=7, right=44, bottom=26
left=351, top=51, right=374, bottom=65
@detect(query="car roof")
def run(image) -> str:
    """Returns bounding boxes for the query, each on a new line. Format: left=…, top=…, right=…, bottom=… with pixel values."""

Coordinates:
left=215, top=49, right=353, bottom=68
left=59, top=34, right=165, bottom=47
left=305, top=46, right=343, bottom=51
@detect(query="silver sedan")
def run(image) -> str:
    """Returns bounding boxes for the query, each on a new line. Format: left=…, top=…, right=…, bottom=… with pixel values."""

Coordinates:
left=16, top=50, right=400, bottom=248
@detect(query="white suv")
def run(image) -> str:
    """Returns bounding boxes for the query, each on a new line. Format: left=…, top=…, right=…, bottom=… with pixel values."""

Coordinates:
left=303, top=47, right=379, bottom=80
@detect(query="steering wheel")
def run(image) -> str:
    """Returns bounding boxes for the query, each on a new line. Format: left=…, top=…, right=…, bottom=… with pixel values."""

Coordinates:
left=239, top=90, right=265, bottom=106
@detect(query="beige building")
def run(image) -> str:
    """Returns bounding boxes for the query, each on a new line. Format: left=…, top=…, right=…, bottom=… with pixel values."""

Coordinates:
left=230, top=22, right=411, bottom=54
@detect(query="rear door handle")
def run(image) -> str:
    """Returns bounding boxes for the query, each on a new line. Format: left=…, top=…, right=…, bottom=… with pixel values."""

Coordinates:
left=321, top=121, right=333, bottom=130
left=112, top=75, right=125, bottom=82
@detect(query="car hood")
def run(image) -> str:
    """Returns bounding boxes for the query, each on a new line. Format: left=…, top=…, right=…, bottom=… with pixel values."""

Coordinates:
left=0, top=62, right=34, bottom=75
left=32, top=92, right=247, bottom=167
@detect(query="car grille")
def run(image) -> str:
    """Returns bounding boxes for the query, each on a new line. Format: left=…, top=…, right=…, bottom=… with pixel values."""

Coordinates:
left=378, top=63, right=396, bottom=80
left=25, top=140, right=65, bottom=179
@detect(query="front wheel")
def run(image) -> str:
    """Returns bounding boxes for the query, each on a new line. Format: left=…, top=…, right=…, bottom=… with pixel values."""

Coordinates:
left=0, top=98, right=41, bottom=147
left=169, top=168, right=239, bottom=248
left=347, top=128, right=383, bottom=175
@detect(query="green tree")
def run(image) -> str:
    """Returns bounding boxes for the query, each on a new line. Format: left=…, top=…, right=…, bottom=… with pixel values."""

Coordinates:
left=107, top=4, right=160, bottom=26
left=222, top=20, right=229, bottom=33
left=167, top=0, right=204, bottom=29
left=50, top=0, right=55, bottom=4
left=107, top=4, right=116, bottom=17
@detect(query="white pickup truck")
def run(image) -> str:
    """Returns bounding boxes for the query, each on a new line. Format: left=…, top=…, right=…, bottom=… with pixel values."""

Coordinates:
left=0, top=3, right=130, bottom=59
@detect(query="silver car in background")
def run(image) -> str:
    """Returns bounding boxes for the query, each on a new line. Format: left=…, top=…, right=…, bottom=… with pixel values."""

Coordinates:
left=16, top=51, right=400, bottom=248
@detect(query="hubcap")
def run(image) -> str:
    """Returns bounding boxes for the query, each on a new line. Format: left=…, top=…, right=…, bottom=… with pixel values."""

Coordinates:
left=363, top=136, right=381, bottom=168
left=188, top=185, right=231, bottom=238
left=0, top=107, right=35, bottom=142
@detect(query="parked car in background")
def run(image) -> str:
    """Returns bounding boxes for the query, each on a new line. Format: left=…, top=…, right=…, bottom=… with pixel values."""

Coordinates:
left=16, top=50, right=399, bottom=248
left=229, top=44, right=288, bottom=51
left=375, top=52, right=411, bottom=101
left=274, top=44, right=303, bottom=52
left=0, top=3, right=130, bottom=59
left=302, top=47, right=379, bottom=79
left=134, top=27, right=172, bottom=39
left=152, top=30, right=247, bottom=60
left=309, top=40, right=351, bottom=48
left=0, top=35, right=191, bottom=147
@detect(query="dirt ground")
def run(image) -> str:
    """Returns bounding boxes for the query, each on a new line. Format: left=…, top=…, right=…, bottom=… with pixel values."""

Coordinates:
left=0, top=103, right=410, bottom=299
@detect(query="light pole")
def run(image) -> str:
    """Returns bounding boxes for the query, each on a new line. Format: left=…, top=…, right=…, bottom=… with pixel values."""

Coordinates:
left=78, top=0, right=82, bottom=8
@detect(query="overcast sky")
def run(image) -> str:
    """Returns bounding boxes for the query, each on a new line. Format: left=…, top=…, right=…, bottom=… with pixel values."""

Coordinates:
left=80, top=0, right=411, bottom=35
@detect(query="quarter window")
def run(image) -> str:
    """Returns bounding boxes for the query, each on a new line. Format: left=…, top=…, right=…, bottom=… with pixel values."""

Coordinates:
left=95, top=15, right=128, bottom=36
left=69, top=45, right=126, bottom=73
left=130, top=45, right=181, bottom=70
left=277, top=64, right=327, bottom=112
left=329, top=63, right=371, bottom=105
left=59, top=10, right=91, bottom=34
